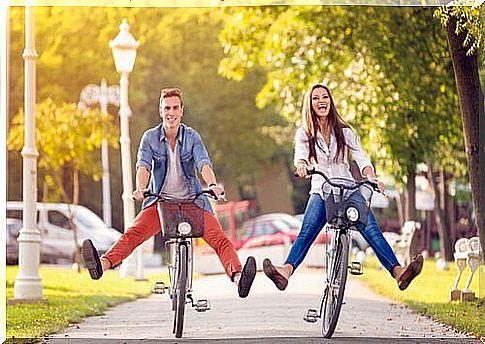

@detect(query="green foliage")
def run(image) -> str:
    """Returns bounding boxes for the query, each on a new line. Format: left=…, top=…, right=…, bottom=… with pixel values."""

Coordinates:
left=6, top=266, right=168, bottom=338
left=7, top=99, right=119, bottom=200
left=434, top=4, right=483, bottom=57
left=218, top=7, right=467, bottom=183
left=8, top=8, right=284, bottom=208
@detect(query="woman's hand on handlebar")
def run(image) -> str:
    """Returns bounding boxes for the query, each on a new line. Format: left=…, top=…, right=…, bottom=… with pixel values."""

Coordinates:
left=296, top=161, right=310, bottom=178
left=367, top=176, right=386, bottom=194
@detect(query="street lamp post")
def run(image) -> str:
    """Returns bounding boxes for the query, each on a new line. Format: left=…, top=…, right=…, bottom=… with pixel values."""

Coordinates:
left=11, top=5, right=44, bottom=303
left=78, top=79, right=120, bottom=228
left=110, top=19, right=145, bottom=280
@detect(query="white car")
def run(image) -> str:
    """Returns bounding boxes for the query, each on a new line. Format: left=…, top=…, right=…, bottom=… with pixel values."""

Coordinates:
left=6, top=202, right=121, bottom=264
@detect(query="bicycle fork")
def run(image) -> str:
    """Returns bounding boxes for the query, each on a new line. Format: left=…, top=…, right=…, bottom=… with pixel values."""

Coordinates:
left=303, top=229, right=362, bottom=324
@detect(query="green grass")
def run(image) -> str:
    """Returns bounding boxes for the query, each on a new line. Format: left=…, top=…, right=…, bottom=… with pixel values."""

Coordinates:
left=6, top=266, right=168, bottom=339
left=358, top=256, right=484, bottom=338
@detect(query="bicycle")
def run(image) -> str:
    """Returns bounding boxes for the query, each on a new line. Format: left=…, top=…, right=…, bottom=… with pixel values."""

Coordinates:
left=300, top=168, right=383, bottom=338
left=145, top=189, right=223, bottom=338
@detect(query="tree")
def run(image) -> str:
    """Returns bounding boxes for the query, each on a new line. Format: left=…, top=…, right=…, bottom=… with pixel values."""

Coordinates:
left=435, top=4, right=484, bottom=257
left=218, top=6, right=468, bottom=260
left=8, top=8, right=285, bottom=229
left=7, top=99, right=119, bottom=268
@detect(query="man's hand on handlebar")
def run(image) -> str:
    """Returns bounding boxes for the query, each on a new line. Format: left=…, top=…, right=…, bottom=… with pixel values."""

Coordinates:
left=132, top=188, right=149, bottom=201
left=208, top=184, right=225, bottom=200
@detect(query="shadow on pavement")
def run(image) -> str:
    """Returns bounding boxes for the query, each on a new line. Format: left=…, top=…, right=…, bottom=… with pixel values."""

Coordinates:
left=8, top=336, right=478, bottom=344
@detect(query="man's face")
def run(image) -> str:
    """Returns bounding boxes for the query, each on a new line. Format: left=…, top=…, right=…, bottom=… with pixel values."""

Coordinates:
left=160, top=96, right=183, bottom=130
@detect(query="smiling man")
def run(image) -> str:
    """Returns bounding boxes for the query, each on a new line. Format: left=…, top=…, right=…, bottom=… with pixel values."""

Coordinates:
left=81, top=87, right=256, bottom=298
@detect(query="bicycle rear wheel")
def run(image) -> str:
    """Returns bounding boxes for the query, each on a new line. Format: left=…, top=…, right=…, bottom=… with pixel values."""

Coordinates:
left=174, top=244, right=188, bottom=338
left=321, top=232, right=350, bottom=338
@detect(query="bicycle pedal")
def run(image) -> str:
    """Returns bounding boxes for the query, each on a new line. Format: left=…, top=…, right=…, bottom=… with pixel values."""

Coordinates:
left=303, top=309, right=318, bottom=323
left=152, top=281, right=167, bottom=294
left=349, top=261, right=363, bottom=275
left=195, top=299, right=211, bottom=312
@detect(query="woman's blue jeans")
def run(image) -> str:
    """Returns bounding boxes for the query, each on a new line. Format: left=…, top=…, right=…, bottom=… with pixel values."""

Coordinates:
left=285, top=193, right=400, bottom=276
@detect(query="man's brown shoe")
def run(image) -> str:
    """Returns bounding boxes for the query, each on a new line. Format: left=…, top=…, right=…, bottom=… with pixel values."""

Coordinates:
left=81, top=239, right=103, bottom=280
left=238, top=256, right=256, bottom=298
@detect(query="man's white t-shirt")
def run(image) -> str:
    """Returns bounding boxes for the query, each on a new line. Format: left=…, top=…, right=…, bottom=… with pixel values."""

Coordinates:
left=161, top=142, right=190, bottom=200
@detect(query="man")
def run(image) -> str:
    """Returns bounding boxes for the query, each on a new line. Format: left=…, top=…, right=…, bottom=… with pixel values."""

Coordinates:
left=82, top=87, right=256, bottom=298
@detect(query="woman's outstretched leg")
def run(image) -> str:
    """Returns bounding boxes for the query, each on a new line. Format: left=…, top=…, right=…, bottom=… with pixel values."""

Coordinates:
left=263, top=193, right=327, bottom=290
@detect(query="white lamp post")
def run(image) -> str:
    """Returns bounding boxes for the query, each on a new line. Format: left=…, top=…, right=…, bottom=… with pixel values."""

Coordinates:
left=110, top=19, right=145, bottom=280
left=78, top=79, right=120, bottom=228
left=11, top=5, right=44, bottom=303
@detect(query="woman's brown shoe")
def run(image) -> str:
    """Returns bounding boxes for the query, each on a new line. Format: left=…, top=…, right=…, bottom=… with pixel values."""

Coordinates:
left=263, top=258, right=288, bottom=291
left=398, top=254, right=424, bottom=291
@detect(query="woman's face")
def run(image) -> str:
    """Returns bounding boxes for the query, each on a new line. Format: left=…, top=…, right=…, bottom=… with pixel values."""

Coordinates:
left=311, top=87, right=331, bottom=118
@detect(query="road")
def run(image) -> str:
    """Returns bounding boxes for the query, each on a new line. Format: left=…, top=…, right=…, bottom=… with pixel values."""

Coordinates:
left=49, top=269, right=478, bottom=343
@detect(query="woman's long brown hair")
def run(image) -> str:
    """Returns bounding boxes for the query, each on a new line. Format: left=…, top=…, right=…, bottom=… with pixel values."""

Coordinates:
left=301, top=84, right=353, bottom=163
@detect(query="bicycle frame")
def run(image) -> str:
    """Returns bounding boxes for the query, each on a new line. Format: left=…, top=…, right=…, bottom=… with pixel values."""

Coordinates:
left=165, top=238, right=194, bottom=301
left=300, top=169, right=379, bottom=338
left=147, top=189, right=216, bottom=338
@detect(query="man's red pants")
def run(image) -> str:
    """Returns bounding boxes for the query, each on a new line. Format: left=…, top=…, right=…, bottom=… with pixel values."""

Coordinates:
left=102, top=204, right=242, bottom=279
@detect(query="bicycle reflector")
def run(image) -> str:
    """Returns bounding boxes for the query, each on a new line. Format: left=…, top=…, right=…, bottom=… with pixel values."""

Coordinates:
left=346, top=206, right=359, bottom=222
left=178, top=222, right=192, bottom=236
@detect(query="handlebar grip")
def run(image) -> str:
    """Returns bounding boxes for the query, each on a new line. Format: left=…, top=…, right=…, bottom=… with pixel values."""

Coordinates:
left=204, top=189, right=226, bottom=201
left=132, top=190, right=151, bottom=201
left=294, top=166, right=315, bottom=177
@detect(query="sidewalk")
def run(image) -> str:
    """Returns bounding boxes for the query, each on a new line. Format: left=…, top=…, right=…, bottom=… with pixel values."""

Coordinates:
left=50, top=269, right=479, bottom=343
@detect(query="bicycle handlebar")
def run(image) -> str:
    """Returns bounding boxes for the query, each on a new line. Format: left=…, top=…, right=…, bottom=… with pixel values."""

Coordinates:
left=295, top=167, right=385, bottom=195
left=141, top=189, right=227, bottom=202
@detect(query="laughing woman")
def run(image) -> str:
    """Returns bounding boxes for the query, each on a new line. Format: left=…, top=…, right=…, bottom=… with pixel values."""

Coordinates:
left=263, top=83, right=423, bottom=291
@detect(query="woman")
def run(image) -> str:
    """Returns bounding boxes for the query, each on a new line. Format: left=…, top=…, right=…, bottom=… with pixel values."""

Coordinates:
left=263, top=83, right=423, bottom=291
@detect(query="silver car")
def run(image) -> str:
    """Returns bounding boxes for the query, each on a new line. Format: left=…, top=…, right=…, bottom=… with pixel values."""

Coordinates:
left=6, top=202, right=121, bottom=264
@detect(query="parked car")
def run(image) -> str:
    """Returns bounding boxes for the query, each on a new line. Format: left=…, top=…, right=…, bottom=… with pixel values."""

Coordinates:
left=6, top=218, right=22, bottom=265
left=294, top=213, right=369, bottom=252
left=6, top=202, right=122, bottom=264
left=234, top=212, right=330, bottom=250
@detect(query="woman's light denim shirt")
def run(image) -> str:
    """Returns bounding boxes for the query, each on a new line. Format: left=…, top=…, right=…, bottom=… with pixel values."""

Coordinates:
left=136, top=123, right=214, bottom=213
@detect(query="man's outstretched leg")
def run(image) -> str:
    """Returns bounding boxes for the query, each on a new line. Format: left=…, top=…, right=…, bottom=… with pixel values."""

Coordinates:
left=82, top=205, right=160, bottom=280
left=202, top=211, right=256, bottom=298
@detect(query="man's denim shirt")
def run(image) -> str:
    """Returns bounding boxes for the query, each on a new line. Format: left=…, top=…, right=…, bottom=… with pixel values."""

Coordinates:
left=136, top=123, right=214, bottom=214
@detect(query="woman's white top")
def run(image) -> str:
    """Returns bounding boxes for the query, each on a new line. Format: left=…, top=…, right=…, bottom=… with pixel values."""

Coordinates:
left=293, top=127, right=374, bottom=196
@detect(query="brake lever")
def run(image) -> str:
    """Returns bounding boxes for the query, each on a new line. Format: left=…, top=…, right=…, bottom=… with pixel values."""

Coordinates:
left=132, top=190, right=152, bottom=201
left=217, top=194, right=228, bottom=202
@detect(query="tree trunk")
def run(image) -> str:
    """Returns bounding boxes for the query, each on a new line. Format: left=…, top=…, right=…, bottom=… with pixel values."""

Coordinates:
left=440, top=169, right=455, bottom=244
left=428, top=163, right=454, bottom=261
left=405, top=169, right=417, bottom=221
left=445, top=17, right=485, bottom=258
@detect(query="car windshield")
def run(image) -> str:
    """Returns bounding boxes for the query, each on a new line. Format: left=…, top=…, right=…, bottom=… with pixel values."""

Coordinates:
left=74, top=207, right=108, bottom=230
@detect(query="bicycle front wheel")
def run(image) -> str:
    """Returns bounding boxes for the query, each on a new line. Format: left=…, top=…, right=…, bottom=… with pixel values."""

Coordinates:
left=174, top=244, right=188, bottom=338
left=321, top=232, right=350, bottom=338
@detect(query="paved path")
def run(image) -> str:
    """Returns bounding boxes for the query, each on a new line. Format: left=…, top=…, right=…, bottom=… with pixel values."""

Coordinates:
left=49, top=269, right=478, bottom=343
